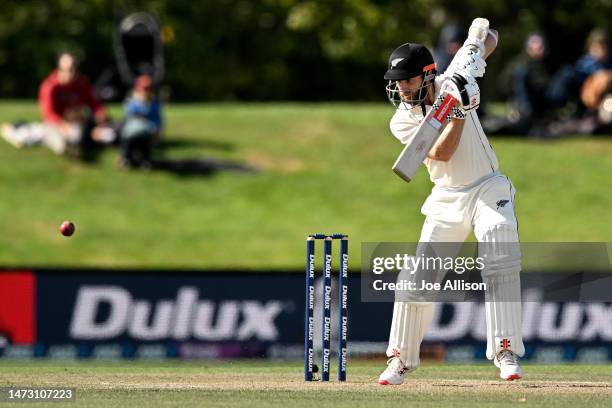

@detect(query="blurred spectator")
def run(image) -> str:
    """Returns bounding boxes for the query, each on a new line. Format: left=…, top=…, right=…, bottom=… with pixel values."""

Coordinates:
left=576, top=29, right=612, bottom=87
left=546, top=29, right=611, bottom=110
left=511, top=33, right=556, bottom=132
left=118, top=75, right=163, bottom=169
left=1, top=53, right=115, bottom=156
left=578, top=30, right=612, bottom=122
left=486, top=29, right=612, bottom=137
left=482, top=33, right=554, bottom=135
left=546, top=29, right=612, bottom=136
left=434, top=23, right=464, bottom=73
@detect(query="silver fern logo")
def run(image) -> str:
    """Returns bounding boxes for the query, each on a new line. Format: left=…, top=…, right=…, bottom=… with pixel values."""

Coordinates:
left=496, top=199, right=509, bottom=209
left=391, top=58, right=404, bottom=67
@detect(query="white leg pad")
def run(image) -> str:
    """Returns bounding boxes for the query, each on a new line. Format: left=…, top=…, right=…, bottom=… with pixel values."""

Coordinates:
left=386, top=301, right=434, bottom=369
left=478, top=224, right=524, bottom=359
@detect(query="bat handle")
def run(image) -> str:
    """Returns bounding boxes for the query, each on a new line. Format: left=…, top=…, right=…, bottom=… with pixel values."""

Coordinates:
left=465, top=18, right=489, bottom=55
left=468, top=18, right=489, bottom=42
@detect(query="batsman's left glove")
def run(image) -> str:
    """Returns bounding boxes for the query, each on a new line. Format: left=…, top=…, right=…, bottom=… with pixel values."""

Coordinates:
left=440, top=73, right=480, bottom=112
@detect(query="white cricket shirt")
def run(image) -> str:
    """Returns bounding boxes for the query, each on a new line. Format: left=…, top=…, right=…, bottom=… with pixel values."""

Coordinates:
left=389, top=77, right=499, bottom=188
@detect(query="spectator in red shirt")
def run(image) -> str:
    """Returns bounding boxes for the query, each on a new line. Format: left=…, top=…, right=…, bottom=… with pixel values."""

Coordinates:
left=2, top=52, right=115, bottom=155
left=39, top=52, right=106, bottom=127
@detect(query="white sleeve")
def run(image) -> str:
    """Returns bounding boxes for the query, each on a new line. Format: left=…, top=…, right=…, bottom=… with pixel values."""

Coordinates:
left=389, top=110, right=420, bottom=145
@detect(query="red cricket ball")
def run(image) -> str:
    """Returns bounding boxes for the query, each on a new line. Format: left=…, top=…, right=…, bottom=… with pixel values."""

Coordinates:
left=59, top=221, right=75, bottom=237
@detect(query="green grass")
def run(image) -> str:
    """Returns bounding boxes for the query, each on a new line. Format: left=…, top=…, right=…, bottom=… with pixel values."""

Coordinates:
left=0, top=360, right=610, bottom=407
left=0, top=101, right=611, bottom=269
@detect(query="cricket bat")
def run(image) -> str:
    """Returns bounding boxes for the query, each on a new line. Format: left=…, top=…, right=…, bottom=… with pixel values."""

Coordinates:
left=391, top=92, right=458, bottom=182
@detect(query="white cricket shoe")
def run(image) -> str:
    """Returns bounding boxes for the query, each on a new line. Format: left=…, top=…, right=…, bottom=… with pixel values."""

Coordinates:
left=1, top=124, right=23, bottom=148
left=494, top=350, right=523, bottom=381
left=378, top=356, right=415, bottom=385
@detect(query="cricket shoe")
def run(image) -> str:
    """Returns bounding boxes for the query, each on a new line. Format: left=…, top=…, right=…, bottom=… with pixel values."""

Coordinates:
left=1, top=124, right=23, bottom=148
left=494, top=350, right=523, bottom=381
left=378, top=356, right=415, bottom=385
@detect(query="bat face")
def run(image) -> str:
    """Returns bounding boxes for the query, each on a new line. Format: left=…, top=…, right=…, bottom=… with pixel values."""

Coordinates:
left=392, top=92, right=458, bottom=183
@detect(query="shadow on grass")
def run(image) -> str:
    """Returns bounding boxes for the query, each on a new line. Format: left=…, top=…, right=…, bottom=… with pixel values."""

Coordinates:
left=149, top=136, right=255, bottom=177
left=70, top=135, right=254, bottom=177
left=157, top=138, right=235, bottom=152
left=151, top=158, right=256, bottom=177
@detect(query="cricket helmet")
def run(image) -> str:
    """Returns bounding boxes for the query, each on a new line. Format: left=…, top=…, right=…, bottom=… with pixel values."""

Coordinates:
left=384, top=43, right=437, bottom=109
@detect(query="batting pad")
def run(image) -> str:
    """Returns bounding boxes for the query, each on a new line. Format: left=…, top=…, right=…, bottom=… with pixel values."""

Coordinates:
left=386, top=301, right=435, bottom=368
left=478, top=224, right=525, bottom=359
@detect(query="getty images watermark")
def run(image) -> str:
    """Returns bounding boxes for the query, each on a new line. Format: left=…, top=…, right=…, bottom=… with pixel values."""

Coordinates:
left=371, top=252, right=487, bottom=292
left=360, top=242, right=612, bottom=303
left=361, top=242, right=491, bottom=302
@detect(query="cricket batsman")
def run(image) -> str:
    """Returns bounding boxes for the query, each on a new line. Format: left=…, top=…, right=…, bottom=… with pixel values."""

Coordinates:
left=378, top=19, right=524, bottom=384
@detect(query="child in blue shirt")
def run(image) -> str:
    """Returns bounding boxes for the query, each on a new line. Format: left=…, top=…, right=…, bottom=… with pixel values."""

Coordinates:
left=119, top=75, right=163, bottom=168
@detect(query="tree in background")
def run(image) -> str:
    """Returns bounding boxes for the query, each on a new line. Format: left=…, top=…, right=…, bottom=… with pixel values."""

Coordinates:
left=0, top=0, right=608, bottom=101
